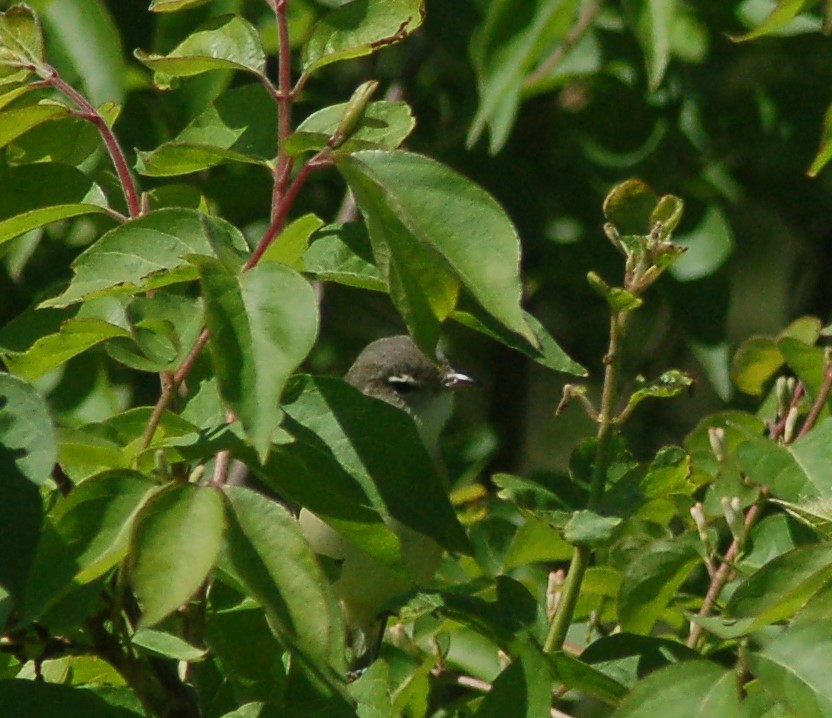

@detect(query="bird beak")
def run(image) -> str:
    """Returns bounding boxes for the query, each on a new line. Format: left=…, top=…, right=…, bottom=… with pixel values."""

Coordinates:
left=441, top=370, right=478, bottom=389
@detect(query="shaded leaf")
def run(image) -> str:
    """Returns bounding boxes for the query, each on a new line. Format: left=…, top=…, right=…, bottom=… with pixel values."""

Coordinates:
left=222, top=486, right=344, bottom=673
left=0, top=373, right=56, bottom=485
left=0, top=163, right=111, bottom=247
left=132, top=628, right=207, bottom=661
left=302, top=222, right=385, bottom=291
left=475, top=646, right=552, bottom=718
left=618, top=538, right=699, bottom=633
left=0, top=680, right=141, bottom=718
left=749, top=619, right=832, bottom=718
left=136, top=83, right=277, bottom=176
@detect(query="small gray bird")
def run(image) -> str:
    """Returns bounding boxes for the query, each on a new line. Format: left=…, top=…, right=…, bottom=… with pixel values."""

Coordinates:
left=299, top=335, right=475, bottom=661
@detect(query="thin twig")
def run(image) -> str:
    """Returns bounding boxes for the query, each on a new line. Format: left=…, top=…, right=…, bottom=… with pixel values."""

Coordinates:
left=524, top=0, right=605, bottom=90
left=271, top=0, right=295, bottom=220
left=686, top=500, right=762, bottom=648
left=796, top=357, right=832, bottom=439
left=41, top=67, right=142, bottom=218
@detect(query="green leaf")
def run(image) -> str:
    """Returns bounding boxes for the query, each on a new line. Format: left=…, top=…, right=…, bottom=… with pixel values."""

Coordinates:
left=132, top=628, right=207, bottom=661
left=749, top=619, right=832, bottom=718
left=726, top=543, right=832, bottom=628
left=104, top=293, right=204, bottom=373
left=732, top=0, right=813, bottom=42
left=622, top=0, right=676, bottom=90
left=0, top=373, right=56, bottom=486
left=302, top=222, right=385, bottom=291
left=0, top=680, right=141, bottom=718
left=0, top=163, right=111, bottom=247
left=603, top=179, right=659, bottom=235
left=135, top=83, right=277, bottom=177
left=581, top=633, right=698, bottom=690
left=41, top=0, right=125, bottom=105
left=53, top=470, right=154, bottom=581
left=302, top=0, right=425, bottom=75
left=475, top=646, right=552, bottom=718
left=129, top=484, right=226, bottom=627
left=669, top=205, right=734, bottom=281
left=809, top=100, right=832, bottom=176
left=336, top=149, right=535, bottom=354
left=641, top=446, right=696, bottom=498
left=731, top=336, right=783, bottom=395
left=549, top=650, right=628, bottom=704
left=150, top=0, right=210, bottom=11
left=222, top=486, right=344, bottom=673
left=260, top=213, right=324, bottom=270
left=0, top=456, right=42, bottom=605
left=770, top=496, right=832, bottom=537
left=451, top=305, right=586, bottom=376
left=42, top=209, right=249, bottom=308
left=0, top=5, right=46, bottom=84
left=625, top=370, right=695, bottom=414
left=134, top=14, right=267, bottom=82
left=611, top=660, right=741, bottom=718
left=284, top=100, right=416, bottom=156
left=737, top=418, right=832, bottom=501
left=194, top=258, right=319, bottom=460
left=23, top=471, right=155, bottom=620
left=587, top=271, right=643, bottom=312
left=3, top=317, right=129, bottom=381
left=617, top=538, right=699, bottom=633
left=0, top=102, right=70, bottom=150
left=563, top=510, right=623, bottom=547
left=280, top=375, right=471, bottom=556
left=467, top=0, right=581, bottom=154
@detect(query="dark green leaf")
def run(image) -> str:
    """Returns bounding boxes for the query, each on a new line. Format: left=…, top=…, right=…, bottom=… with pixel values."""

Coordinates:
left=611, top=660, right=741, bottom=717
left=475, top=646, right=552, bottom=718
left=737, top=418, right=832, bottom=501
left=0, top=680, right=141, bottom=718
left=581, top=633, right=698, bottom=689
left=281, top=375, right=471, bottom=555
left=129, top=484, right=226, bottom=627
left=603, top=179, right=659, bottom=235
left=625, top=371, right=695, bottom=413
left=0, top=163, right=111, bottom=247
left=302, top=0, right=425, bottom=74
left=195, top=258, right=319, bottom=460
left=726, top=543, right=832, bottom=627
left=549, top=650, right=628, bottom=704
left=587, top=271, right=643, bottom=312
left=749, top=619, right=832, bottom=718
left=0, top=374, right=56, bottom=486
left=135, top=83, right=277, bottom=176
left=222, top=486, right=345, bottom=674
left=617, top=538, right=699, bottom=633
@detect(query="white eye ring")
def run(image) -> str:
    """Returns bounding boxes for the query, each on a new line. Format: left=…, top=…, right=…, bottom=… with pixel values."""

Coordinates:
left=386, top=374, right=420, bottom=393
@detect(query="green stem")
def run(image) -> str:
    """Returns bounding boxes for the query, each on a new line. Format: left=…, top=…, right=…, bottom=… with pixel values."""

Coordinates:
left=544, top=311, right=629, bottom=653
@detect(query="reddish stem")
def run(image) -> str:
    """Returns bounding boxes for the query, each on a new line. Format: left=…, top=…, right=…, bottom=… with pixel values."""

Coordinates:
left=796, top=359, right=832, bottom=439
left=44, top=67, right=142, bottom=218
left=271, top=0, right=295, bottom=219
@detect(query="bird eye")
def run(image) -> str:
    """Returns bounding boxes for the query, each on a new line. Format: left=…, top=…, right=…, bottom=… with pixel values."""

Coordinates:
left=386, top=374, right=419, bottom=394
